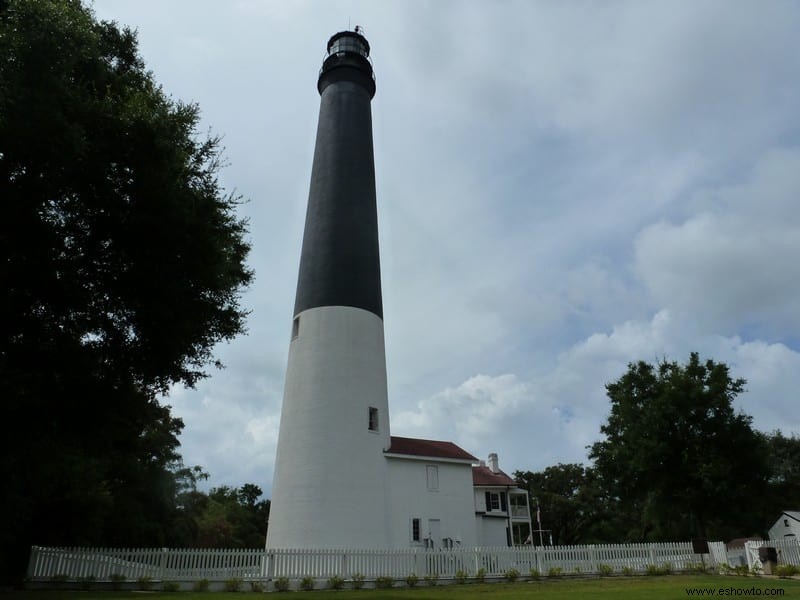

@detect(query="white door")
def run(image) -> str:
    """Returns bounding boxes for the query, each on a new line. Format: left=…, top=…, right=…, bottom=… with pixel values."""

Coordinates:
left=428, top=519, right=441, bottom=549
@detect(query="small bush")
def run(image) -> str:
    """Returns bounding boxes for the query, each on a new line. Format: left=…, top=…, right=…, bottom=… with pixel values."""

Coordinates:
left=529, top=568, right=541, bottom=580
left=224, top=577, right=243, bottom=592
left=662, top=562, right=673, bottom=575
left=274, top=577, right=290, bottom=592
left=573, top=566, right=582, bottom=575
left=78, top=575, right=97, bottom=590
left=424, top=573, right=439, bottom=586
left=688, top=562, right=708, bottom=574
left=328, top=575, right=345, bottom=590
left=351, top=573, right=365, bottom=590
left=455, top=569, right=469, bottom=584
left=775, top=564, right=800, bottom=577
left=405, top=573, right=419, bottom=587
left=622, top=566, right=634, bottom=576
left=110, top=573, right=127, bottom=590
left=475, top=567, right=486, bottom=583
left=547, top=566, right=563, bottom=578
left=162, top=581, right=180, bottom=592
left=375, top=576, right=393, bottom=589
left=250, top=580, right=265, bottom=592
left=137, top=575, right=154, bottom=591
left=504, top=568, right=520, bottom=582
left=598, top=564, right=613, bottom=577
left=299, top=576, right=315, bottom=591
left=193, top=578, right=210, bottom=591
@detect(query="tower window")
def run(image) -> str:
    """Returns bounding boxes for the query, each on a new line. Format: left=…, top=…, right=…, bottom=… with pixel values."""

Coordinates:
left=426, top=465, right=439, bottom=490
left=411, top=518, right=421, bottom=542
left=291, top=316, right=300, bottom=340
left=368, top=407, right=379, bottom=431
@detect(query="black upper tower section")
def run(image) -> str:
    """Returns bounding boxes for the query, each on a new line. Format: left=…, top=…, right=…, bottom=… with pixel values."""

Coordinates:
left=293, top=30, right=383, bottom=319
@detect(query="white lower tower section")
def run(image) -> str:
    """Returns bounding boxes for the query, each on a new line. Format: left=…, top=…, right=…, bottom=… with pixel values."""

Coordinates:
left=266, top=305, right=391, bottom=548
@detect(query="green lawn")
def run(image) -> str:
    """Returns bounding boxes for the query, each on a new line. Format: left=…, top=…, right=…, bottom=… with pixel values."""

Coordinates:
left=13, top=576, right=800, bottom=599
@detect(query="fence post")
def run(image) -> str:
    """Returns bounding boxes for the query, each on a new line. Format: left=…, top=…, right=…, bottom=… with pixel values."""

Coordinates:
left=159, top=548, right=168, bottom=581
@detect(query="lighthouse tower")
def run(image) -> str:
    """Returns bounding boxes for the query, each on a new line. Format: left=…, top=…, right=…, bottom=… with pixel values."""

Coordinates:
left=266, top=29, right=391, bottom=548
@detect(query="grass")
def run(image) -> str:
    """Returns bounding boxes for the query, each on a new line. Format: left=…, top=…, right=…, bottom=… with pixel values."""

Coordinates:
left=14, top=575, right=800, bottom=599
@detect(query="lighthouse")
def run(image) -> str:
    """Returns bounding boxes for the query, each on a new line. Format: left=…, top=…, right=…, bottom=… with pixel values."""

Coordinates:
left=266, top=29, right=391, bottom=549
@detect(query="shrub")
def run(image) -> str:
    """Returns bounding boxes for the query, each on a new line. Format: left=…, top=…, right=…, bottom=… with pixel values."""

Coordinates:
left=598, top=564, right=613, bottom=577
left=137, top=575, right=154, bottom=591
left=274, top=577, right=290, bottom=592
left=193, top=578, right=210, bottom=591
left=455, top=569, right=469, bottom=584
left=573, top=566, right=582, bottom=575
left=504, top=568, right=520, bottom=582
left=775, top=564, right=800, bottom=578
left=475, top=568, right=487, bottom=583
left=375, top=576, right=394, bottom=589
left=405, top=573, right=419, bottom=587
left=662, top=562, right=673, bottom=575
left=328, top=575, right=345, bottom=590
left=162, top=581, right=180, bottom=592
left=351, top=573, right=365, bottom=590
left=622, top=566, right=634, bottom=576
left=78, top=575, right=97, bottom=590
left=646, top=563, right=672, bottom=576
left=299, top=576, right=315, bottom=591
left=224, top=577, right=243, bottom=592
left=547, top=566, right=563, bottom=578
left=424, top=573, right=439, bottom=586
left=110, top=573, right=127, bottom=590
left=529, top=568, right=541, bottom=580
left=688, top=562, right=708, bottom=574
left=250, top=580, right=265, bottom=592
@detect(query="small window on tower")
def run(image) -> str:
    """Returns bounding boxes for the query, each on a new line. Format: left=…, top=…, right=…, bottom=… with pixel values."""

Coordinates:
left=368, top=407, right=379, bottom=431
left=291, top=316, right=299, bottom=340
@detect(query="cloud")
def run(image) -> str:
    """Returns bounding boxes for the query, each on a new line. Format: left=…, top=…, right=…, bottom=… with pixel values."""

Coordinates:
left=635, top=148, right=800, bottom=339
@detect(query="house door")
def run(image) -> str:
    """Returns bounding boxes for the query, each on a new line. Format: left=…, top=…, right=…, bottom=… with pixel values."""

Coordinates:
left=427, top=519, right=441, bottom=549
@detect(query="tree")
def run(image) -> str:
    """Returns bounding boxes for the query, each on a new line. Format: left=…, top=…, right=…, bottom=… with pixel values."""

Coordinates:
left=515, top=464, right=620, bottom=545
left=588, top=353, right=769, bottom=541
left=1, top=0, right=252, bottom=582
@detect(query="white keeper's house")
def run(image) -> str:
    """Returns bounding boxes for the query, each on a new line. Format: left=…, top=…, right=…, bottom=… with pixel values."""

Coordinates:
left=384, top=438, right=533, bottom=549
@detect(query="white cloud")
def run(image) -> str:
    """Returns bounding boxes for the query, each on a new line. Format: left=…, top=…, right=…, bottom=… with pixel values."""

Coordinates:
left=635, top=149, right=800, bottom=337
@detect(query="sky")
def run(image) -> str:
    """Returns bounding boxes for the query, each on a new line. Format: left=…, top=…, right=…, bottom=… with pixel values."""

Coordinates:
left=91, top=1, right=800, bottom=495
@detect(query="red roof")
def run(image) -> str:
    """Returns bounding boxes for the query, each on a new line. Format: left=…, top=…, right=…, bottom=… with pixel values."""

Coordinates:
left=472, top=465, right=517, bottom=486
left=386, top=436, right=477, bottom=461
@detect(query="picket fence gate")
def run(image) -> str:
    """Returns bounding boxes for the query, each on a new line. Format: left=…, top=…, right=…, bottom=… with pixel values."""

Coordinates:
left=744, top=539, right=800, bottom=570
left=28, top=541, right=719, bottom=582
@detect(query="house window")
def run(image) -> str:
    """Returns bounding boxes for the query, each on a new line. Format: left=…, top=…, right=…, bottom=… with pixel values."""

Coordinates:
left=785, top=519, right=790, bottom=527
left=291, top=316, right=300, bottom=340
left=426, top=465, right=439, bottom=490
left=368, top=407, right=379, bottom=431
left=411, top=518, right=421, bottom=542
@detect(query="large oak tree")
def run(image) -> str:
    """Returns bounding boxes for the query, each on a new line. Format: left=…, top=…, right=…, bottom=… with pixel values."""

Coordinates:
left=588, top=353, right=768, bottom=541
left=1, top=0, right=252, bottom=582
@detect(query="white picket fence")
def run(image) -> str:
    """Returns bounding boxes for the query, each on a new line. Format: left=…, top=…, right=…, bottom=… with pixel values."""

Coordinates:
left=28, top=542, right=718, bottom=582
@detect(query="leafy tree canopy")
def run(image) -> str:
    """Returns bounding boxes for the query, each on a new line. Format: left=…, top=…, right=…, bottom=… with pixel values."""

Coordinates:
left=515, top=464, right=613, bottom=545
left=588, top=353, right=768, bottom=541
left=1, top=0, right=252, bottom=582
